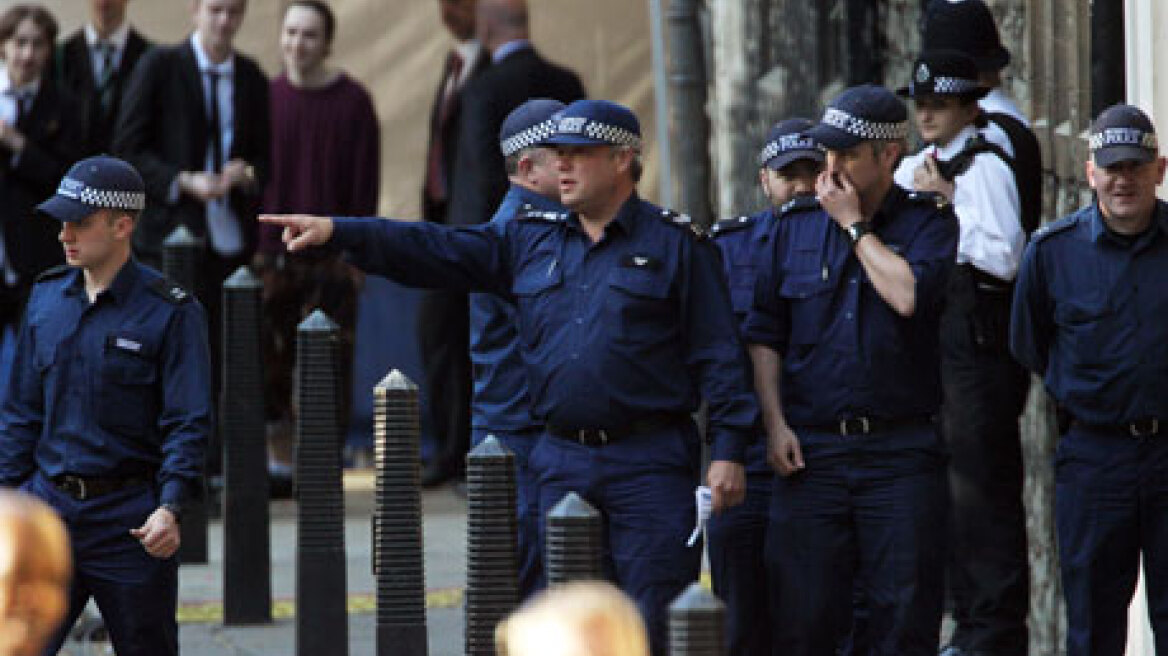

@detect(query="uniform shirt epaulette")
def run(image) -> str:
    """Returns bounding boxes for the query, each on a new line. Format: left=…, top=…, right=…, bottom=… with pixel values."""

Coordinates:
left=778, top=194, right=821, bottom=217
left=905, top=190, right=952, bottom=211
left=519, top=208, right=568, bottom=223
left=35, top=264, right=72, bottom=283
left=659, top=209, right=707, bottom=239
left=148, top=277, right=193, bottom=304
left=710, top=215, right=754, bottom=237
left=1030, top=215, right=1077, bottom=244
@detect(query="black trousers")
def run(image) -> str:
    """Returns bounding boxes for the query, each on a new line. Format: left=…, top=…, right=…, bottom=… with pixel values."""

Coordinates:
left=939, top=266, right=1030, bottom=656
left=416, top=289, right=471, bottom=476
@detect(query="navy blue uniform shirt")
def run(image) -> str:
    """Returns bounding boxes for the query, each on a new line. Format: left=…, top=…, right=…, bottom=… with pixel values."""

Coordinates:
left=469, top=184, right=562, bottom=432
left=1010, top=200, right=1168, bottom=424
left=0, top=260, right=212, bottom=506
left=743, top=184, right=958, bottom=426
left=332, top=193, right=759, bottom=462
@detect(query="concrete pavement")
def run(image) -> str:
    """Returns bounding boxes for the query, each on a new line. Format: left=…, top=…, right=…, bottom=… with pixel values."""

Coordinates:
left=60, top=471, right=468, bottom=656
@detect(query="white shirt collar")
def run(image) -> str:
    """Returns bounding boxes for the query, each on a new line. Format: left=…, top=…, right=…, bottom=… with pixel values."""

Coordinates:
left=0, top=65, right=41, bottom=97
left=190, top=33, right=234, bottom=74
left=934, top=124, right=981, bottom=161
left=85, top=22, right=131, bottom=51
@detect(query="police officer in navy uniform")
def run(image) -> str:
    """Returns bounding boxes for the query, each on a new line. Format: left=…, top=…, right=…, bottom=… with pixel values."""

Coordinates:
left=470, top=97, right=567, bottom=599
left=894, top=50, right=1031, bottom=656
left=1010, top=104, right=1168, bottom=656
left=707, top=117, right=823, bottom=656
left=0, top=155, right=212, bottom=656
left=743, top=85, right=959, bottom=655
left=262, top=99, right=757, bottom=656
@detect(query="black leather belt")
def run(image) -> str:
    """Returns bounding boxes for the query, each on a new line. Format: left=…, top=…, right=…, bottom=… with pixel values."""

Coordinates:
left=1074, top=418, right=1163, bottom=438
left=52, top=473, right=151, bottom=501
left=546, top=414, right=689, bottom=446
left=795, top=415, right=931, bottom=437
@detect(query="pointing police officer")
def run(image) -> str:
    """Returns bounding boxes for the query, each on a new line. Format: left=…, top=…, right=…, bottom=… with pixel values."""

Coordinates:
left=0, top=155, right=212, bottom=655
left=707, top=117, right=824, bottom=656
left=1011, top=104, right=1168, bottom=656
left=262, top=98, right=757, bottom=655
left=743, top=85, right=959, bottom=655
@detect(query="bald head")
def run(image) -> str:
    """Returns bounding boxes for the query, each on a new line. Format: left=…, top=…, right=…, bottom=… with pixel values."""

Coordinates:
left=477, top=0, right=528, bottom=52
left=0, top=491, right=70, bottom=656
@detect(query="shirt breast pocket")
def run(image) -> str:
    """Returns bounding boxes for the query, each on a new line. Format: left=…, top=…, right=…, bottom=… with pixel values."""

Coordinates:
left=99, top=332, right=159, bottom=438
left=607, top=267, right=673, bottom=342
left=1054, top=297, right=1120, bottom=364
left=778, top=273, right=834, bottom=347
left=513, top=265, right=564, bottom=351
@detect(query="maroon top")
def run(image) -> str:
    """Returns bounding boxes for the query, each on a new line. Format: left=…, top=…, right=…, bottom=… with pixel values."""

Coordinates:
left=260, top=72, right=381, bottom=253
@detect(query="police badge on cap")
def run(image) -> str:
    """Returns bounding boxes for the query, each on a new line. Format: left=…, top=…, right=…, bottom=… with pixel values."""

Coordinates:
left=806, top=84, right=909, bottom=150
left=499, top=98, right=566, bottom=157
left=758, top=118, right=826, bottom=170
left=545, top=99, right=642, bottom=150
left=1089, top=104, right=1160, bottom=168
left=897, top=50, right=989, bottom=99
left=37, top=155, right=147, bottom=223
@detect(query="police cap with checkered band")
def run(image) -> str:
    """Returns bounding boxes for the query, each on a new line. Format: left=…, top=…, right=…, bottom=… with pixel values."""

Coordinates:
left=37, top=155, right=146, bottom=223
left=807, top=84, right=910, bottom=151
left=1089, top=104, right=1160, bottom=168
left=759, top=118, right=826, bottom=170
left=499, top=98, right=567, bottom=157
left=896, top=50, right=990, bottom=100
left=545, top=99, right=642, bottom=150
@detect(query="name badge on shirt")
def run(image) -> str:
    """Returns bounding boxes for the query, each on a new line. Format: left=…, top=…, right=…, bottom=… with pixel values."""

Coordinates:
left=109, top=336, right=143, bottom=353
left=620, top=254, right=661, bottom=271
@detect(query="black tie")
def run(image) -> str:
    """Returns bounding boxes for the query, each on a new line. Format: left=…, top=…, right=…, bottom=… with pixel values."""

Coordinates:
left=205, top=70, right=223, bottom=173
left=12, top=90, right=29, bottom=127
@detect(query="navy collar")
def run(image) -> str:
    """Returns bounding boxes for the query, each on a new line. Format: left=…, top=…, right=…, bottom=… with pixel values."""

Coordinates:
left=63, top=258, right=139, bottom=305
left=1088, top=199, right=1168, bottom=249
left=566, top=191, right=640, bottom=238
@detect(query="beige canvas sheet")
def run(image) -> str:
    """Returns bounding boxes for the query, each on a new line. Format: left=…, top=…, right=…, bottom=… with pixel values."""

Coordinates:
left=36, top=0, right=659, bottom=217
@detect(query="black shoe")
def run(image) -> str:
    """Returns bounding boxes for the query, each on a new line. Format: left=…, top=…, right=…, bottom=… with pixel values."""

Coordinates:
left=420, top=461, right=454, bottom=488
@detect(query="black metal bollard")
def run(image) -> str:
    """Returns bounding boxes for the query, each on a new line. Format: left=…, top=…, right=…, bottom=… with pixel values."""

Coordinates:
left=465, top=436, right=518, bottom=656
left=221, top=266, right=271, bottom=625
left=295, top=310, right=348, bottom=656
left=372, top=369, right=427, bottom=656
left=668, top=583, right=726, bottom=656
left=163, top=225, right=208, bottom=565
left=545, top=492, right=603, bottom=585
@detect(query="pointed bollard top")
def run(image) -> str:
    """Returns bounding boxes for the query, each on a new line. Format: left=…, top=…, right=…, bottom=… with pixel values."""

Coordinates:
left=669, top=582, right=725, bottom=613
left=163, top=224, right=202, bottom=247
left=298, top=308, right=338, bottom=333
left=223, top=265, right=262, bottom=289
left=377, top=369, right=418, bottom=392
left=468, top=435, right=514, bottom=459
left=548, top=491, right=599, bottom=519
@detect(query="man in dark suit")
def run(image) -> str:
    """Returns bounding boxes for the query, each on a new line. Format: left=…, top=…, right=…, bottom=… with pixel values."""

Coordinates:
left=114, top=0, right=268, bottom=272
left=0, top=5, right=85, bottom=336
left=417, top=0, right=490, bottom=487
left=113, top=0, right=268, bottom=485
left=447, top=0, right=585, bottom=228
left=57, top=0, right=150, bottom=155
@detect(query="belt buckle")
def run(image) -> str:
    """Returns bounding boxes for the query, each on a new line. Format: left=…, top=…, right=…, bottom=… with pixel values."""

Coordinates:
left=839, top=417, right=870, bottom=436
left=1129, top=418, right=1159, bottom=438
left=577, top=429, right=609, bottom=445
left=64, top=475, right=88, bottom=501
